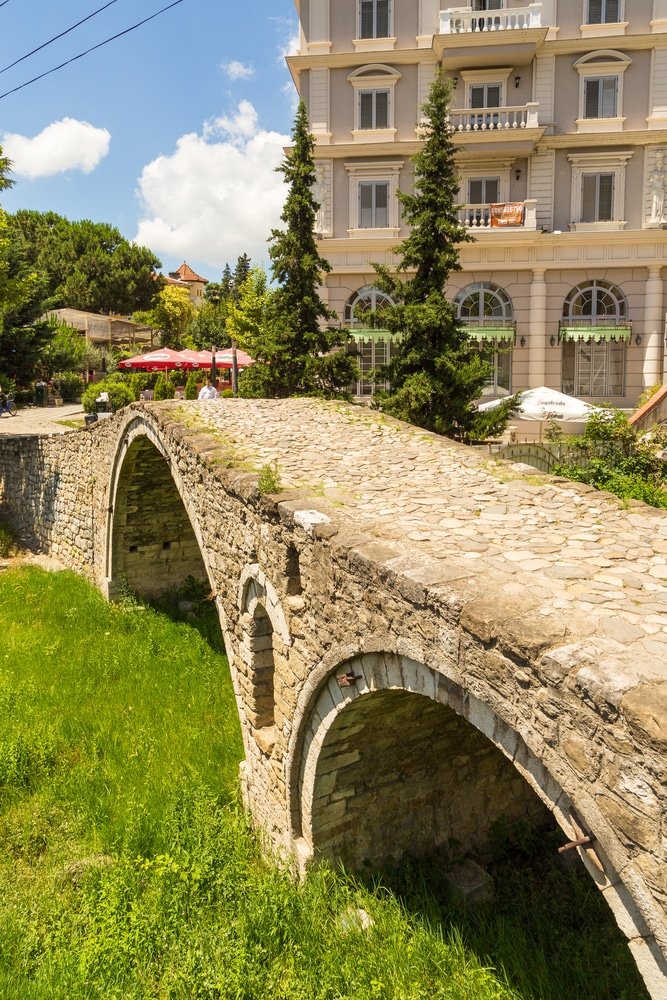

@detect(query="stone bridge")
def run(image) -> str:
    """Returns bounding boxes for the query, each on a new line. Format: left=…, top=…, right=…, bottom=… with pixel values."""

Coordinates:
left=0, top=398, right=665, bottom=997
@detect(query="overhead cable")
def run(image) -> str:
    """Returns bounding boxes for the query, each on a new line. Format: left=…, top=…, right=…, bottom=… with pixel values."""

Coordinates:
left=0, top=0, right=185, bottom=101
left=1, top=0, right=122, bottom=76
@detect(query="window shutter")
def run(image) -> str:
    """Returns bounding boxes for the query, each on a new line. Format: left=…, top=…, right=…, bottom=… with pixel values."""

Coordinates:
left=470, top=85, right=485, bottom=109
left=581, top=174, right=597, bottom=221
left=584, top=78, right=600, bottom=118
left=375, top=91, right=389, bottom=128
left=359, top=183, right=373, bottom=228
left=487, top=84, right=501, bottom=108
left=360, top=92, right=374, bottom=129
left=605, top=0, right=620, bottom=22
left=376, top=0, right=390, bottom=37
left=469, top=178, right=484, bottom=203
left=375, top=182, right=389, bottom=227
left=598, top=173, right=614, bottom=220
left=360, top=0, right=374, bottom=38
left=587, top=0, right=603, bottom=23
left=601, top=77, right=617, bottom=118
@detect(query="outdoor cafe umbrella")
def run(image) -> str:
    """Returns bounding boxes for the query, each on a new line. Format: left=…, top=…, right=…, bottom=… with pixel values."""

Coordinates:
left=118, top=348, right=192, bottom=372
left=477, top=386, right=597, bottom=422
left=177, top=349, right=255, bottom=369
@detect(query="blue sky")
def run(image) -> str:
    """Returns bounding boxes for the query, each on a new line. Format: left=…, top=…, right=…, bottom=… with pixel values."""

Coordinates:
left=0, top=0, right=298, bottom=281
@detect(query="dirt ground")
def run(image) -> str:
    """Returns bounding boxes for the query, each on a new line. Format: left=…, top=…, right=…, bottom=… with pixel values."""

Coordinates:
left=0, top=403, right=86, bottom=435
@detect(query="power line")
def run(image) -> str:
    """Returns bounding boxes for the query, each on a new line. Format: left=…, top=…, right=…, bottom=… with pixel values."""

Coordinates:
left=0, top=0, right=185, bottom=101
left=1, top=0, right=122, bottom=76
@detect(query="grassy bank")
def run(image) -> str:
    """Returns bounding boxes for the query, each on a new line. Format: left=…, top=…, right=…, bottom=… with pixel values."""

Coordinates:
left=0, top=567, right=648, bottom=999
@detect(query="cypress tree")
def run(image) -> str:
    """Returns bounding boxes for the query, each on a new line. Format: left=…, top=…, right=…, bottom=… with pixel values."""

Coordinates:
left=376, top=73, right=514, bottom=440
left=240, top=100, right=357, bottom=398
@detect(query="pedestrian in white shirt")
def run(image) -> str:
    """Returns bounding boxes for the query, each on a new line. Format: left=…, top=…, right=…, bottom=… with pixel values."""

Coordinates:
left=198, top=379, right=217, bottom=400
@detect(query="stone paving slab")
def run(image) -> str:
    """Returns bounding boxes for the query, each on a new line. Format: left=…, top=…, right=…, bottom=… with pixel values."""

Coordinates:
left=170, top=397, right=667, bottom=655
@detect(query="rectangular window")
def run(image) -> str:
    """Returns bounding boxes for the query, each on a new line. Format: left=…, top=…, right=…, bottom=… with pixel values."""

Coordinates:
left=480, top=347, right=512, bottom=396
left=586, top=0, right=620, bottom=24
left=581, top=172, right=614, bottom=221
left=468, top=177, right=500, bottom=204
left=583, top=76, right=618, bottom=118
left=359, top=181, right=389, bottom=228
left=359, top=90, right=389, bottom=129
left=469, top=83, right=501, bottom=108
left=360, top=0, right=390, bottom=38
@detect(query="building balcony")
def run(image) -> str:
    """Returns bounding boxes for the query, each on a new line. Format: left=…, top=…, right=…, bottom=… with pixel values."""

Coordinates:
left=458, top=199, right=537, bottom=230
left=434, top=4, right=549, bottom=68
left=450, top=102, right=539, bottom=132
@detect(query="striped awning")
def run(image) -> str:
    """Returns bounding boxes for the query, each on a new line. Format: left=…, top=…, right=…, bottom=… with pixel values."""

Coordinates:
left=348, top=328, right=402, bottom=343
left=559, top=325, right=632, bottom=343
left=465, top=325, right=515, bottom=343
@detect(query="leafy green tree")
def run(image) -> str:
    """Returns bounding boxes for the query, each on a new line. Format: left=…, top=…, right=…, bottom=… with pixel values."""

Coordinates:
left=0, top=145, right=14, bottom=194
left=40, top=321, right=101, bottom=376
left=188, top=299, right=230, bottom=350
left=240, top=101, right=357, bottom=398
left=6, top=210, right=163, bottom=314
left=135, top=285, right=196, bottom=349
left=374, top=74, right=513, bottom=441
left=152, top=373, right=173, bottom=401
left=0, top=211, right=51, bottom=386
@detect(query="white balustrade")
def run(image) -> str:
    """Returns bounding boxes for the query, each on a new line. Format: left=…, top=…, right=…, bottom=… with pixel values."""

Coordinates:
left=440, top=3, right=542, bottom=34
left=457, top=199, right=537, bottom=230
left=449, top=102, right=539, bottom=132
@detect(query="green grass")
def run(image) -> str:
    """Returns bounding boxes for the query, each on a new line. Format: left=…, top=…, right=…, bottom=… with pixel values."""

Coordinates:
left=0, top=567, right=649, bottom=1000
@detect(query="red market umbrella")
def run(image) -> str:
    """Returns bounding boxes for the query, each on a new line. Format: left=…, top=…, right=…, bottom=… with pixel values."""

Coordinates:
left=119, top=349, right=192, bottom=371
left=177, top=349, right=254, bottom=369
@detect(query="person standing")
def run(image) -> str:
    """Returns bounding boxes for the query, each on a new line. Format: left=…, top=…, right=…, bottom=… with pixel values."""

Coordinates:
left=198, top=379, right=218, bottom=401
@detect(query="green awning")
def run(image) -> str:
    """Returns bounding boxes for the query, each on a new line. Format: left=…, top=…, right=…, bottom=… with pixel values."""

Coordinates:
left=465, top=326, right=515, bottom=343
left=348, top=328, right=402, bottom=343
left=559, top=326, right=632, bottom=343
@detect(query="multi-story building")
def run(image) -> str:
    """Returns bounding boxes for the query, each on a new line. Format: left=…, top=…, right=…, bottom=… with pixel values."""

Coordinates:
left=288, top=0, right=667, bottom=405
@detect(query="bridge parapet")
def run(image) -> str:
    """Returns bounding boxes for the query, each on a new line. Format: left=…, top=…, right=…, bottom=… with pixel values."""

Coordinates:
left=0, top=398, right=665, bottom=996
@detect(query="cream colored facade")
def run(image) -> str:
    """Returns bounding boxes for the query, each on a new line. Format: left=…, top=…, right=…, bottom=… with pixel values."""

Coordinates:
left=289, top=0, right=667, bottom=404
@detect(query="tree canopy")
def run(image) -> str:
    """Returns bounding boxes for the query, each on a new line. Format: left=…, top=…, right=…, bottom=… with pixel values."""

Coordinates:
left=375, top=74, right=513, bottom=441
left=6, top=210, right=163, bottom=315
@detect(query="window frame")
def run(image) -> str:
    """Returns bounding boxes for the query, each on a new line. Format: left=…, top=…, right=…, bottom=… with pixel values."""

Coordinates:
left=354, top=0, right=395, bottom=51
left=348, top=65, right=400, bottom=142
left=575, top=52, right=630, bottom=132
left=562, top=338, right=626, bottom=396
left=568, top=150, right=633, bottom=230
left=345, top=160, right=402, bottom=237
left=581, top=0, right=627, bottom=37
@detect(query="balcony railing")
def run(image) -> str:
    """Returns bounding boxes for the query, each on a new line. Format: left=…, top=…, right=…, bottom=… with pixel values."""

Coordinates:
left=449, top=103, right=539, bottom=132
left=458, top=199, right=537, bottom=230
left=440, top=3, right=542, bottom=34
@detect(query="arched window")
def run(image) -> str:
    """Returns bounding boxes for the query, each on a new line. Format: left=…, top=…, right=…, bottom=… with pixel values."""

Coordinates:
left=345, top=285, right=394, bottom=326
left=345, top=286, right=398, bottom=397
left=561, top=281, right=630, bottom=397
left=454, top=283, right=514, bottom=397
left=563, top=279, right=627, bottom=324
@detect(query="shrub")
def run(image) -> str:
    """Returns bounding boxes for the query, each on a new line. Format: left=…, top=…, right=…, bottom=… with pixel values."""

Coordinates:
left=153, top=373, right=173, bottom=401
left=52, top=371, right=85, bottom=402
left=81, top=379, right=134, bottom=414
left=184, top=371, right=199, bottom=400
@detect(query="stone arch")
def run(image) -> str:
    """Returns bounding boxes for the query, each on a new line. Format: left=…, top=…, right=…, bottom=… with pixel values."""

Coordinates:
left=103, top=414, right=233, bottom=652
left=238, top=563, right=291, bottom=749
left=286, top=645, right=664, bottom=992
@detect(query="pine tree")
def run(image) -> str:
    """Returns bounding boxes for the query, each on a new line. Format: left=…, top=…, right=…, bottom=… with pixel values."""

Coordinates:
left=375, top=73, right=514, bottom=441
left=240, top=100, right=357, bottom=398
left=232, top=254, right=251, bottom=299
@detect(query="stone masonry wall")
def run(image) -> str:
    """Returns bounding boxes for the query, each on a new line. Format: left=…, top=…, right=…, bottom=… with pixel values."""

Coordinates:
left=0, top=399, right=665, bottom=998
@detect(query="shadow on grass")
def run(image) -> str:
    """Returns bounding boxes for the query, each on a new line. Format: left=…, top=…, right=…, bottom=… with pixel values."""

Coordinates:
left=357, top=818, right=649, bottom=1000
left=143, top=575, right=227, bottom=655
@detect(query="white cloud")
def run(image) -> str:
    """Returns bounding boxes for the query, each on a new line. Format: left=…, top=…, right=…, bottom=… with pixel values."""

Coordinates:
left=134, top=102, right=288, bottom=271
left=221, top=60, right=254, bottom=81
left=2, top=118, right=110, bottom=178
left=204, top=100, right=258, bottom=143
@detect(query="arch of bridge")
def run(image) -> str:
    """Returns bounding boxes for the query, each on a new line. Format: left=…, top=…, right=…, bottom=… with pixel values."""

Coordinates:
left=0, top=397, right=665, bottom=995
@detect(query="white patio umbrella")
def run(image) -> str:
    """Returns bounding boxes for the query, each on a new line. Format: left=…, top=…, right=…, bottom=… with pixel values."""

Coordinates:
left=477, top=386, right=597, bottom=422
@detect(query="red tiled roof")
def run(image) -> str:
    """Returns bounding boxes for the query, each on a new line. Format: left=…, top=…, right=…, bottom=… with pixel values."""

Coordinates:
left=169, top=261, right=208, bottom=284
